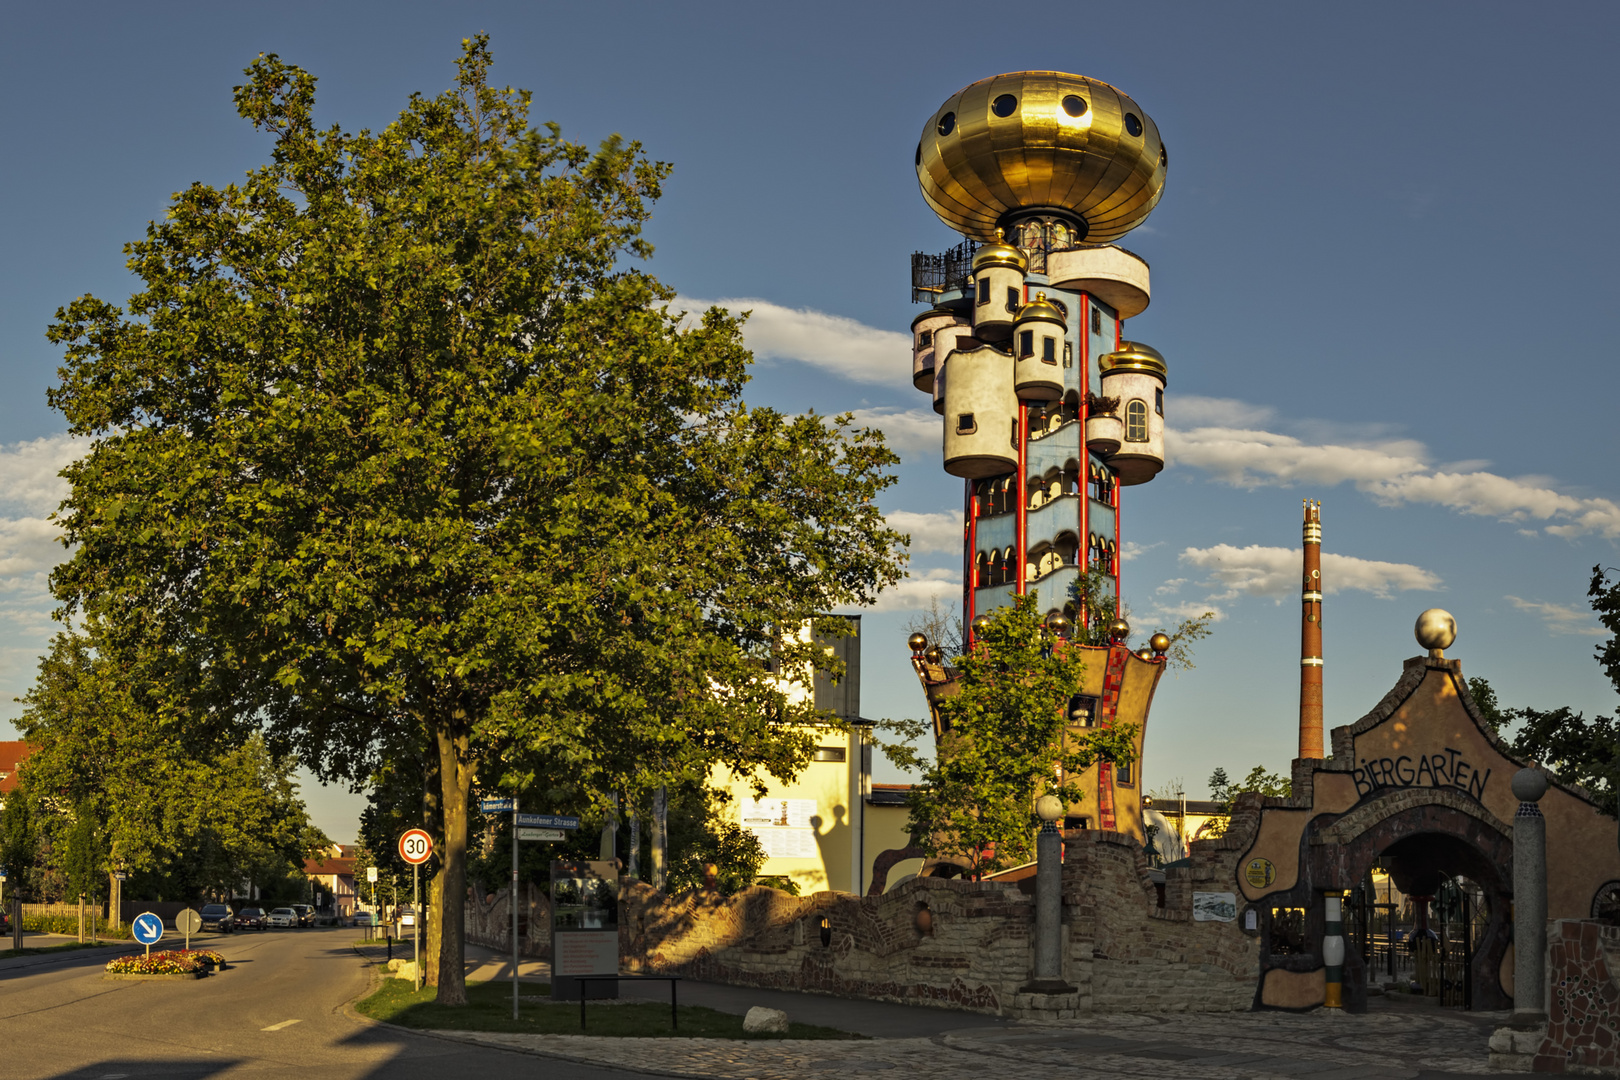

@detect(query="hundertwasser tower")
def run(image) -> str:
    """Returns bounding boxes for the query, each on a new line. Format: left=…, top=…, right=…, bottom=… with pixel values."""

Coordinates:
left=907, top=71, right=1173, bottom=840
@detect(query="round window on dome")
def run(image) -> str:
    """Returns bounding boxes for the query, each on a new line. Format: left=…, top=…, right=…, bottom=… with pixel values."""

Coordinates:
left=1124, top=113, right=1143, bottom=137
left=1160, top=145, right=1168, bottom=168
left=937, top=111, right=956, bottom=136
left=915, top=143, right=922, bottom=167
left=1062, top=95, right=1088, bottom=118
left=992, top=94, right=1017, bottom=118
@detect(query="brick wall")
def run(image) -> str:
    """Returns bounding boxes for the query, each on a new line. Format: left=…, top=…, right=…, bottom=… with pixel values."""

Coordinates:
left=1534, top=919, right=1620, bottom=1074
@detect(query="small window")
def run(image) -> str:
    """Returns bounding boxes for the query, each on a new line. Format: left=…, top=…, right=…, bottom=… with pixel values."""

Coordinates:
left=1125, top=399, right=1148, bottom=442
left=1063, top=341, right=1073, bottom=369
left=1155, top=387, right=1163, bottom=415
left=915, top=143, right=922, bottom=167
left=977, top=276, right=990, bottom=305
left=992, top=94, right=1017, bottom=117
left=919, top=330, right=932, bottom=348
left=812, top=746, right=846, bottom=763
left=1068, top=694, right=1097, bottom=727
left=1018, top=330, right=1034, bottom=357
left=1124, top=112, right=1143, bottom=137
left=937, top=111, right=956, bottom=136
left=1090, top=305, right=1102, bottom=335
left=1007, top=286, right=1020, bottom=313
left=1062, top=95, right=1088, bottom=118
left=1042, top=336, right=1057, bottom=363
left=1116, top=759, right=1133, bottom=786
left=956, top=412, right=977, bottom=435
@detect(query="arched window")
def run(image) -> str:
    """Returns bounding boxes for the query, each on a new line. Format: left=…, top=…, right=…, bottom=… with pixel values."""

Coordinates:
left=976, top=551, right=988, bottom=587
left=1125, top=399, right=1148, bottom=442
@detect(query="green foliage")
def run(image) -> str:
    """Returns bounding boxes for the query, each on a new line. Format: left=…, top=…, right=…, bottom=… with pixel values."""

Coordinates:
left=1157, top=611, right=1217, bottom=671
left=42, top=38, right=902, bottom=1001
left=900, top=595, right=1137, bottom=878
left=1069, top=567, right=1126, bottom=646
left=21, top=914, right=132, bottom=939
left=1468, top=676, right=1507, bottom=734
left=12, top=631, right=330, bottom=902
left=1203, top=764, right=1292, bottom=839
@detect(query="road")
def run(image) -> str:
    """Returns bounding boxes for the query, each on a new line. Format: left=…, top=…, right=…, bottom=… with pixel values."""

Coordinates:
left=0, top=926, right=643, bottom=1080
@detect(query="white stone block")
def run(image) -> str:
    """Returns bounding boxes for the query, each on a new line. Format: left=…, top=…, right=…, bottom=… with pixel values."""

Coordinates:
left=743, top=1006, right=789, bottom=1034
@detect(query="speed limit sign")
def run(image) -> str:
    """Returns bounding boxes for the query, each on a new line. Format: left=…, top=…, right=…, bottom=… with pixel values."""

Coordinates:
left=398, top=828, right=434, bottom=865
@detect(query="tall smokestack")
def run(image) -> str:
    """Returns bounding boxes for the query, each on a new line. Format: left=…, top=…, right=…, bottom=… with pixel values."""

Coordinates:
left=1299, top=500, right=1323, bottom=758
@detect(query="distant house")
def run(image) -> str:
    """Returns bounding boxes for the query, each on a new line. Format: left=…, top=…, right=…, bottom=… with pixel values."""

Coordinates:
left=303, top=844, right=358, bottom=915
left=0, top=741, right=33, bottom=810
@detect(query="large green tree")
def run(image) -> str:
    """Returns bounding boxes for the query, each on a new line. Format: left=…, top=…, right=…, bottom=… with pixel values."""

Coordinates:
left=899, top=595, right=1137, bottom=879
left=44, top=38, right=903, bottom=1004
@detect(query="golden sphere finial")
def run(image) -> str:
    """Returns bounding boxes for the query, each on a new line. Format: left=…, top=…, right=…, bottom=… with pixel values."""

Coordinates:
left=916, top=71, right=1167, bottom=244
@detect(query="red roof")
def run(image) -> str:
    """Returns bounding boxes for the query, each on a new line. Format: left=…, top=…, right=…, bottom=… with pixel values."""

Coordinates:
left=0, top=741, right=33, bottom=794
left=303, top=856, right=356, bottom=877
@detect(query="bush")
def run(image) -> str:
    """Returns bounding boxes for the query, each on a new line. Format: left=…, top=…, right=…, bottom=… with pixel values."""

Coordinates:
left=21, top=915, right=132, bottom=939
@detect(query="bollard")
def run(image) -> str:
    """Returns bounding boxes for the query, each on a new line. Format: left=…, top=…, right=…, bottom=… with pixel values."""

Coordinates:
left=1323, top=894, right=1345, bottom=1008
left=1510, top=767, right=1548, bottom=1028
left=1022, top=794, right=1074, bottom=993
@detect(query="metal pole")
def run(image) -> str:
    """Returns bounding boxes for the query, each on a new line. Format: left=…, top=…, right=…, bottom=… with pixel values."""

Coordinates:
left=513, top=796, right=520, bottom=1021
left=1024, top=796, right=1071, bottom=992
left=1511, top=768, right=1549, bottom=1029
left=413, top=863, right=421, bottom=992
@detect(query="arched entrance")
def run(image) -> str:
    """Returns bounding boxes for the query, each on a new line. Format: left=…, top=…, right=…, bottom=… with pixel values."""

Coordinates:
left=1320, top=798, right=1512, bottom=1012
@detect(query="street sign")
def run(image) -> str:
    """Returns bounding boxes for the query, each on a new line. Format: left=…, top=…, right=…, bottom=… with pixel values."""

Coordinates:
left=479, top=798, right=515, bottom=813
left=517, top=813, right=581, bottom=830
left=398, top=828, right=434, bottom=865
left=176, top=908, right=202, bottom=936
left=517, top=827, right=566, bottom=842
left=0, top=868, right=7, bottom=882
left=367, top=866, right=379, bottom=883
left=131, top=912, right=164, bottom=946
left=112, top=871, right=128, bottom=881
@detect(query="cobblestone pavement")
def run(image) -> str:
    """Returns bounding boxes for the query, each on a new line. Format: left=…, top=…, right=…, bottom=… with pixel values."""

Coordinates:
left=427, top=1006, right=1506, bottom=1079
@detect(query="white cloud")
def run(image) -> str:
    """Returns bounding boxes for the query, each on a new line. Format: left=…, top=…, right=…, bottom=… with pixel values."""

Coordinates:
left=1178, top=544, right=1442, bottom=601
left=0, top=434, right=82, bottom=516
left=1169, top=395, right=1277, bottom=429
left=885, top=510, right=962, bottom=555
left=676, top=296, right=911, bottom=386
left=1120, top=540, right=1160, bottom=563
left=1168, top=405, right=1620, bottom=540
left=848, top=407, right=938, bottom=455
left=1505, top=595, right=1605, bottom=637
left=865, top=568, right=960, bottom=612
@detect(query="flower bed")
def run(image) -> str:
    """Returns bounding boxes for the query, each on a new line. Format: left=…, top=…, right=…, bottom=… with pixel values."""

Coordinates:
left=105, top=949, right=223, bottom=975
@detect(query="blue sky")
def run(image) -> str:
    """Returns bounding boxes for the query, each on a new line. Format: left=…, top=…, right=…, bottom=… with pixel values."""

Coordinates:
left=3, top=2, right=1618, bottom=840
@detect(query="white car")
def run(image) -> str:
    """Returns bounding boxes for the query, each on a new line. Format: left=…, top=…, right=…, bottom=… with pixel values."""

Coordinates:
left=265, top=907, right=298, bottom=928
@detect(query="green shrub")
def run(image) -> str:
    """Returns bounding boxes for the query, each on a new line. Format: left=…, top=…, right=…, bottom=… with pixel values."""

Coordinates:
left=21, top=914, right=133, bottom=939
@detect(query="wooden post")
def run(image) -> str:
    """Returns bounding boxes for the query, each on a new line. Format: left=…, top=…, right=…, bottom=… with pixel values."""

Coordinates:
left=78, top=895, right=85, bottom=944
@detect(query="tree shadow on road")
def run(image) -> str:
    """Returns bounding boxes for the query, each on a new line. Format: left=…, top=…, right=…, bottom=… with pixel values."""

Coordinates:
left=38, top=1058, right=243, bottom=1079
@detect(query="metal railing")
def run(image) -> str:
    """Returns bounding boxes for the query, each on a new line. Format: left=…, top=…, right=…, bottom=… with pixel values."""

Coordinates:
left=910, top=240, right=977, bottom=303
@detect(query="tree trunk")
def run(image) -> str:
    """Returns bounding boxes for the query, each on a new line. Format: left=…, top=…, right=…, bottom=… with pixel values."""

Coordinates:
left=424, top=749, right=443, bottom=988
left=434, top=724, right=474, bottom=1006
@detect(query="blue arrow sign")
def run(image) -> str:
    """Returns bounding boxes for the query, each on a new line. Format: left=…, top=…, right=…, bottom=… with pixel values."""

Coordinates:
left=131, top=912, right=164, bottom=946
left=516, top=813, right=581, bottom=830
left=479, top=798, right=515, bottom=813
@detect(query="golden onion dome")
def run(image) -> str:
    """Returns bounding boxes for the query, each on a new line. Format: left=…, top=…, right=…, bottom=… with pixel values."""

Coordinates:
left=1016, top=291, right=1067, bottom=326
left=971, top=229, right=1029, bottom=273
left=917, top=71, right=1167, bottom=244
left=1099, top=341, right=1168, bottom=383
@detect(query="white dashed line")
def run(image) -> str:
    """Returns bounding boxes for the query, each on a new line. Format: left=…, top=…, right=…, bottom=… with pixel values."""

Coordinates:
left=261, top=1019, right=303, bottom=1031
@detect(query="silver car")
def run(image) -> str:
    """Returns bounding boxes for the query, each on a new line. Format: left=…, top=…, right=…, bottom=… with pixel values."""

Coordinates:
left=265, top=907, right=298, bottom=929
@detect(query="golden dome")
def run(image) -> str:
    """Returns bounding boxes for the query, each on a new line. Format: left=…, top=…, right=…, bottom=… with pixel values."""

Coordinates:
left=1099, top=340, right=1167, bottom=383
left=916, top=71, right=1167, bottom=243
left=1016, top=291, right=1066, bottom=326
left=971, top=230, right=1029, bottom=273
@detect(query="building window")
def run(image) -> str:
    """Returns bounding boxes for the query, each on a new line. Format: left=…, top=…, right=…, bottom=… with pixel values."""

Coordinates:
left=1090, top=305, right=1102, bottom=335
left=1018, top=330, right=1034, bottom=357
left=1007, top=286, right=1020, bottom=313
left=919, top=330, right=932, bottom=348
left=1155, top=387, right=1163, bottom=415
left=1063, top=341, right=1073, bottom=369
left=956, top=412, right=977, bottom=435
left=1125, top=399, right=1148, bottom=441
left=812, top=746, right=846, bottom=763
left=1116, top=759, right=1133, bottom=786
left=1068, top=694, right=1097, bottom=727
left=1269, top=907, right=1308, bottom=956
left=1042, top=336, right=1057, bottom=363
left=977, top=276, right=990, bottom=305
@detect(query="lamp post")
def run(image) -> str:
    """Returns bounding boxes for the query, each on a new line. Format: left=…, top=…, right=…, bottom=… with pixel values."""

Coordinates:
left=1023, top=793, right=1074, bottom=993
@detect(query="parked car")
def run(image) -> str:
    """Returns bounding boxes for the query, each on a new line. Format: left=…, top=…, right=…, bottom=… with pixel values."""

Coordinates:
left=265, top=908, right=298, bottom=929
left=235, top=907, right=266, bottom=931
left=290, top=904, right=313, bottom=927
left=397, top=904, right=416, bottom=928
left=198, top=904, right=235, bottom=933
left=0, top=909, right=9, bottom=935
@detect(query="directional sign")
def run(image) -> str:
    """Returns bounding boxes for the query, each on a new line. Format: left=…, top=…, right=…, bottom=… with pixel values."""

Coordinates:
left=131, top=912, right=164, bottom=946
left=112, top=871, right=128, bottom=881
left=517, top=827, right=566, bottom=842
left=516, top=813, right=581, bottom=830
left=0, top=867, right=7, bottom=882
left=367, top=866, right=379, bottom=883
left=479, top=798, right=515, bottom=813
left=176, top=908, right=202, bottom=937
left=398, top=828, right=434, bottom=865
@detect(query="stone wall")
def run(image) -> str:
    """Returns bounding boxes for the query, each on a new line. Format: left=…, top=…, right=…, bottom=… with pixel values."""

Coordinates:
left=1531, top=920, right=1620, bottom=1074
left=466, top=880, right=552, bottom=959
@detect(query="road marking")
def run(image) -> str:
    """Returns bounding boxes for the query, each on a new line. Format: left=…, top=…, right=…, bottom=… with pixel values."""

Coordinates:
left=261, top=1019, right=303, bottom=1031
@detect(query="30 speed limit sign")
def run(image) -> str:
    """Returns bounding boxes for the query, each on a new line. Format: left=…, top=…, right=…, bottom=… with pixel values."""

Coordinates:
left=398, top=828, right=434, bottom=865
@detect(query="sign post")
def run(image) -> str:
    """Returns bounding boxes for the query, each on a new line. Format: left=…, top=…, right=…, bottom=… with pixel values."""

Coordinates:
left=550, top=859, right=619, bottom=1002
left=176, top=907, right=202, bottom=951
left=397, top=828, right=433, bottom=992
left=131, top=912, right=164, bottom=956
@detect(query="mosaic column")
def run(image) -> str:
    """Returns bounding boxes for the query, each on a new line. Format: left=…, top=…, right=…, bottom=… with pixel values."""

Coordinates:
left=1511, top=767, right=1549, bottom=1028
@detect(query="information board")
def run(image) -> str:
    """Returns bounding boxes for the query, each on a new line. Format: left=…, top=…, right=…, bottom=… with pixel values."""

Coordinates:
left=550, top=859, right=619, bottom=1001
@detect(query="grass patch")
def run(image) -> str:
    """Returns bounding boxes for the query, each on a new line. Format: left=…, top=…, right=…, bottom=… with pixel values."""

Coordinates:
left=0, top=941, right=126, bottom=960
left=357, top=978, right=858, bottom=1040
